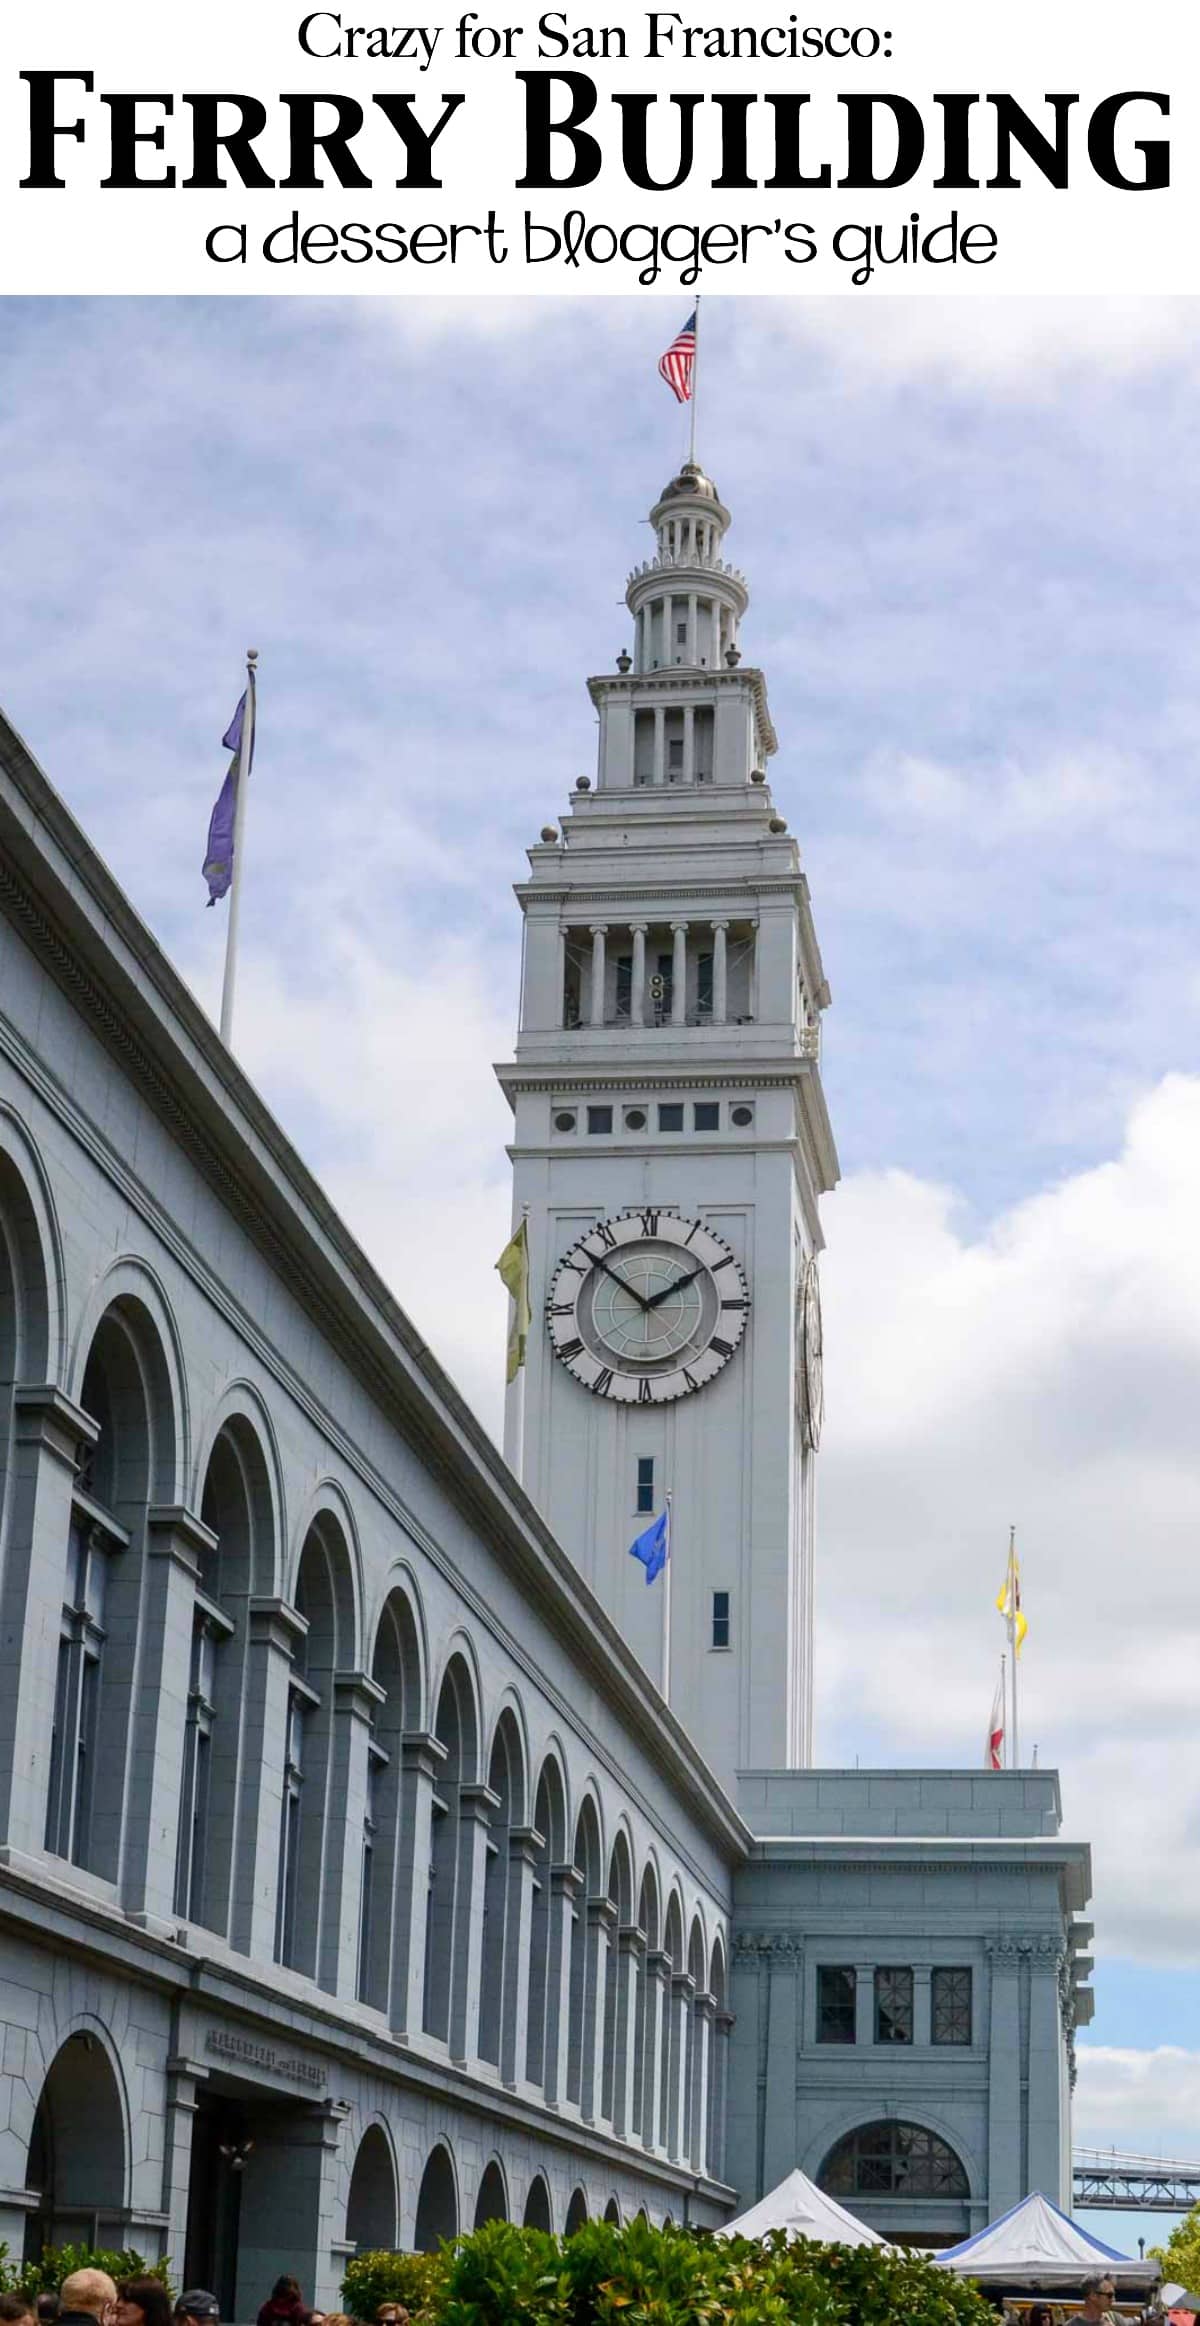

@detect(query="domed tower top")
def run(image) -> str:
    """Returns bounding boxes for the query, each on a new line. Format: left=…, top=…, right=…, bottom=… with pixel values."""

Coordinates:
left=626, top=463, right=749, bottom=678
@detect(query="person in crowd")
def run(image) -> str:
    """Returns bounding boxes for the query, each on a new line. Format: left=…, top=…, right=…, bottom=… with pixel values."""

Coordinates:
left=58, top=2274, right=117, bottom=2326
left=1028, top=2305, right=1055, bottom=2326
left=115, top=2282, right=173, bottom=2326
left=0, top=2294, right=37, bottom=2326
left=36, top=2300, right=61, bottom=2326
left=257, top=2282, right=305, bottom=2326
left=1081, top=2278, right=1123, bottom=2325
left=173, top=2294, right=220, bottom=2326
left=375, top=2307, right=409, bottom=2326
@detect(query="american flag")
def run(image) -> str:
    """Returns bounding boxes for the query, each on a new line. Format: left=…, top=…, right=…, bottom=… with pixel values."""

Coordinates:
left=658, top=311, right=697, bottom=404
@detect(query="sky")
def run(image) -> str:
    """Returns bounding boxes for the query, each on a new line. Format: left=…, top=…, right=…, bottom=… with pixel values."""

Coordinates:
left=2, top=293, right=1199, bottom=2240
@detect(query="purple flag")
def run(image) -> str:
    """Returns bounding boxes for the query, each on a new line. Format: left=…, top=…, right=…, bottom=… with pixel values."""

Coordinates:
left=203, top=691, right=250, bottom=906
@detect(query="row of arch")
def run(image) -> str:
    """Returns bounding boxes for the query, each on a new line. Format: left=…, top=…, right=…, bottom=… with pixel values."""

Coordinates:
left=365, top=2135, right=633, bottom=2253
left=0, top=1139, right=730, bottom=2180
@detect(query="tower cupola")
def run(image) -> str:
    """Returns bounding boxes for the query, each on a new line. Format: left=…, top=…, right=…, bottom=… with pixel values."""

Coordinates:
left=627, top=463, right=748, bottom=674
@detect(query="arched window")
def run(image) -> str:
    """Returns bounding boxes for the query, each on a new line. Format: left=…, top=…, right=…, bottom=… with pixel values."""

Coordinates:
left=523, top=2173, right=552, bottom=2232
left=474, top=2158, right=508, bottom=2227
left=424, top=1657, right=478, bottom=2045
left=634, top=1866, right=660, bottom=2146
left=346, top=2124, right=398, bottom=2252
left=47, top=1301, right=173, bottom=1880
left=686, top=1916, right=707, bottom=2170
left=526, top=1758, right=566, bottom=2089
left=707, top=1937, right=728, bottom=2181
left=25, top=2032, right=127, bottom=2256
left=603, top=2197, right=621, bottom=2226
left=602, top=1834, right=634, bottom=2128
left=278, top=1516, right=355, bottom=1978
left=820, top=2120, right=969, bottom=2200
left=178, top=1419, right=273, bottom=1935
left=661, top=1894, right=685, bottom=2157
left=565, top=2187, right=588, bottom=2236
left=566, top=1797, right=603, bottom=2109
left=414, top=2142, right=458, bottom=2251
left=479, top=1711, right=524, bottom=2069
left=361, top=1588, right=423, bottom=2015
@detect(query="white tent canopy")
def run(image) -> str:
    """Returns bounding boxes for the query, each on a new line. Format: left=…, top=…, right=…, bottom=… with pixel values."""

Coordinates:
left=720, top=2166, right=888, bottom=2247
left=933, top=2191, right=1155, bottom=2289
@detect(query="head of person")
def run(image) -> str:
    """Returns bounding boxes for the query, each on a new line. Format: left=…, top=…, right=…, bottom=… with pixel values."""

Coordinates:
left=375, top=2308, right=408, bottom=2325
left=115, top=2283, right=173, bottom=2326
left=270, top=2289, right=301, bottom=2311
left=59, top=2276, right=117, bottom=2324
left=1028, top=2307, right=1054, bottom=2326
left=37, top=2300, right=61, bottom=2326
left=1083, top=2279, right=1118, bottom=2316
left=174, top=2295, right=219, bottom=2326
left=0, top=2294, right=37, bottom=2326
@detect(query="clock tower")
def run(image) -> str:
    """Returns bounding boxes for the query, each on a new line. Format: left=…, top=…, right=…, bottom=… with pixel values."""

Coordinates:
left=496, top=460, right=838, bottom=1786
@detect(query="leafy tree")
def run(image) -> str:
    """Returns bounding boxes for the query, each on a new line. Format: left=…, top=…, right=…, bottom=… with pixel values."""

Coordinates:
left=1150, top=2204, right=1200, bottom=2293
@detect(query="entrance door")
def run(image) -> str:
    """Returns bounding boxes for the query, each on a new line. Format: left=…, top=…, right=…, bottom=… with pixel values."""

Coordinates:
left=185, top=2093, right=247, bottom=2321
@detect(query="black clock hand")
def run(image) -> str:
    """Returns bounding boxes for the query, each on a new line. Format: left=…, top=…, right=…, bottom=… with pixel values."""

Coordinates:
left=643, top=1265, right=703, bottom=1311
left=592, top=1255, right=651, bottom=1311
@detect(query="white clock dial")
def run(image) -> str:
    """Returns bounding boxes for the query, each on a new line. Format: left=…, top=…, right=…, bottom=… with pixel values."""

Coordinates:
left=547, top=1209, right=749, bottom=1404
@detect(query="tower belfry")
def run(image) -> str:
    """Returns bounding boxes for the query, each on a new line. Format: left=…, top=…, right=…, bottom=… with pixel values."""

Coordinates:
left=496, top=460, right=839, bottom=1785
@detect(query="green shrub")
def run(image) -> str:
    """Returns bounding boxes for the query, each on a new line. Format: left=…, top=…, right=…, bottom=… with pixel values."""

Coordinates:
left=341, top=2247, right=450, bottom=2321
left=345, top=2222, right=989, bottom=2326
left=2, top=2247, right=173, bottom=2300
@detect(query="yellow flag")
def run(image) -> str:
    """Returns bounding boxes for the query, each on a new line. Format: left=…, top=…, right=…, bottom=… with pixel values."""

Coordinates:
left=995, top=1544, right=1028, bottom=1654
left=496, top=1218, right=531, bottom=1384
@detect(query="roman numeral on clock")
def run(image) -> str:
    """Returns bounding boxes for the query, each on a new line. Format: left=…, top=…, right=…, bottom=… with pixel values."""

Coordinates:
left=550, top=1302, right=574, bottom=1316
left=710, top=1337, right=734, bottom=1359
left=637, top=1378, right=654, bottom=1403
left=639, top=1209, right=660, bottom=1237
left=721, top=1297, right=748, bottom=1311
left=558, top=1336, right=584, bottom=1361
left=591, top=1367, right=614, bottom=1397
left=590, top=1221, right=617, bottom=1251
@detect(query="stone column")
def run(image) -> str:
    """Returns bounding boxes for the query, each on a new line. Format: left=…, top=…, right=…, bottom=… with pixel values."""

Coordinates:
left=763, top=1938, right=802, bottom=2189
left=318, top=1670, right=385, bottom=1997
left=124, top=1505, right=217, bottom=1928
left=450, top=1779, right=499, bottom=2067
left=986, top=1936, right=1023, bottom=2217
left=630, top=924, right=647, bottom=1027
left=232, top=1595, right=308, bottom=1960
left=589, top=924, right=607, bottom=1027
left=653, top=707, right=665, bottom=785
left=683, top=705, right=695, bottom=784
left=162, top=2051, right=207, bottom=2282
left=711, top=922, right=728, bottom=1025
left=1028, top=1938, right=1068, bottom=2203
left=712, top=2007, right=734, bottom=2182
left=854, top=1960, right=875, bottom=2048
left=670, top=922, right=688, bottom=1027
left=388, top=1729, right=447, bottom=2036
left=0, top=1386, right=97, bottom=1859
left=913, top=1963, right=933, bottom=2047
left=668, top=1971, right=694, bottom=2160
left=235, top=2098, right=349, bottom=2320
left=686, top=594, right=698, bottom=663
left=543, top=1862, right=582, bottom=2106
left=501, top=1825, right=540, bottom=2087
left=613, top=1925, right=643, bottom=2137
left=691, top=1990, right=715, bottom=2174
left=581, top=1894, right=614, bottom=2123
left=643, top=1946, right=670, bottom=2151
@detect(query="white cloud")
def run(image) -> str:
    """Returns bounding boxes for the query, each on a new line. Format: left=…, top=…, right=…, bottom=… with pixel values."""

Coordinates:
left=1076, top=2046, right=1200, bottom=2154
left=817, top=1073, right=1200, bottom=1963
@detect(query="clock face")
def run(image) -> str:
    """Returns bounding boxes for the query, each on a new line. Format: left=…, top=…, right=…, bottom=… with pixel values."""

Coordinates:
left=547, top=1209, right=750, bottom=1404
left=798, top=1256, right=824, bottom=1451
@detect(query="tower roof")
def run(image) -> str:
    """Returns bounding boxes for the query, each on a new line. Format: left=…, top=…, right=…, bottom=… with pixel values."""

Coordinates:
left=651, top=461, right=729, bottom=530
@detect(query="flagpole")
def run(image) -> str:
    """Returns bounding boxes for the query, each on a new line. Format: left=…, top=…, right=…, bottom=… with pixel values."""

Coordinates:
left=219, top=647, right=258, bottom=1047
left=688, top=298, right=701, bottom=467
left=999, top=1652, right=1007, bottom=1769
left=1007, top=1524, right=1020, bottom=1770
left=662, top=1491, right=673, bottom=1702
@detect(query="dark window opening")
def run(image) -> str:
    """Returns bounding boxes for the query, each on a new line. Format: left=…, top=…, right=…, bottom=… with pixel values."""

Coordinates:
left=636, top=1458, right=655, bottom=1514
left=875, top=1966, right=914, bottom=2045
left=821, top=2121, right=968, bottom=2201
left=711, top=1590, right=731, bottom=1649
left=554, top=1110, right=577, bottom=1133
left=694, top=1102, right=719, bottom=1131
left=817, top=1965, right=856, bottom=2045
left=658, top=1103, right=684, bottom=1132
left=587, top=1105, right=613, bottom=1135
left=932, top=1967, right=972, bottom=2046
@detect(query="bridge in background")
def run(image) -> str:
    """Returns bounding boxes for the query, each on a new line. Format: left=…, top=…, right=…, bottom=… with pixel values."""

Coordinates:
left=1074, top=2151, right=1200, bottom=2211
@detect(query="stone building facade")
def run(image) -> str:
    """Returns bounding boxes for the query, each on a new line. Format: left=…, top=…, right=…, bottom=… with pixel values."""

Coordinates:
left=0, top=453, right=1093, bottom=2310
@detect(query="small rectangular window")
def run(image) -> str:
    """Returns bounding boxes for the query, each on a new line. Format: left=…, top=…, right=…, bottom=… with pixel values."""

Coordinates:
left=817, top=1965, right=856, bottom=2045
left=615, top=956, right=632, bottom=1019
left=587, top=1105, right=613, bottom=1134
left=696, top=953, right=714, bottom=1015
left=636, top=1457, right=655, bottom=1514
left=694, top=1102, right=719, bottom=1131
left=658, top=1103, right=684, bottom=1131
left=711, top=1590, right=731, bottom=1649
left=675, top=621, right=687, bottom=644
left=931, top=1966, right=972, bottom=2046
left=874, top=1966, right=914, bottom=2045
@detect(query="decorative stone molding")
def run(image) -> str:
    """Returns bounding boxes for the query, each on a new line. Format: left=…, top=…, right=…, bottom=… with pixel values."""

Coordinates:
left=732, top=1931, right=804, bottom=1966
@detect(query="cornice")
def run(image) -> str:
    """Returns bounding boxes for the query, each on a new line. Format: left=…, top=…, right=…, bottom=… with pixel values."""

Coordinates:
left=517, top=880, right=806, bottom=909
left=499, top=1066, right=820, bottom=1096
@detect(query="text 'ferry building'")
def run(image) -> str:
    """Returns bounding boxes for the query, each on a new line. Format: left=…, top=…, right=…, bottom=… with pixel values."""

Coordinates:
left=0, top=453, right=1091, bottom=2311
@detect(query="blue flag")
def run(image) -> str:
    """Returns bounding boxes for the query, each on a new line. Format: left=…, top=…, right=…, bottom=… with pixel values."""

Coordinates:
left=203, top=691, right=253, bottom=907
left=629, top=1506, right=669, bottom=1584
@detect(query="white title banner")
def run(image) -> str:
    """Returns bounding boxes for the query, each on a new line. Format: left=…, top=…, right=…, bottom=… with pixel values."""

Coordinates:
left=0, top=0, right=1194, bottom=293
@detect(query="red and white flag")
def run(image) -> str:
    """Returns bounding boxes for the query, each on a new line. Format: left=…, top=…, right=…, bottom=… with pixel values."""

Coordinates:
left=658, top=311, right=697, bottom=404
left=986, top=1671, right=1005, bottom=1771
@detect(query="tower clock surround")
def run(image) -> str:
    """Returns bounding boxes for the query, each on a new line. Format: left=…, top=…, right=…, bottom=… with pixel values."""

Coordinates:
left=496, top=458, right=839, bottom=1784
